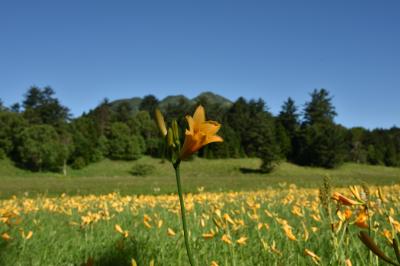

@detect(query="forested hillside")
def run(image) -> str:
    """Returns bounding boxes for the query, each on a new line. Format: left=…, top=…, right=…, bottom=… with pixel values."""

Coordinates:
left=0, top=86, right=399, bottom=173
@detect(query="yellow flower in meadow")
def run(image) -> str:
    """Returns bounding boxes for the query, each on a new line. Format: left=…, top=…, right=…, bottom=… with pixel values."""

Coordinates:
left=144, top=220, right=152, bottom=229
left=304, top=249, right=321, bottom=265
left=157, top=219, right=163, bottom=228
left=291, top=205, right=304, bottom=217
left=223, top=213, right=235, bottom=225
left=115, top=224, right=124, bottom=234
left=202, top=232, right=215, bottom=239
left=180, top=105, right=223, bottom=159
left=337, top=210, right=346, bottom=221
left=236, top=236, right=248, bottom=245
left=270, top=240, right=282, bottom=255
left=283, top=225, right=297, bottom=241
left=1, top=232, right=11, bottom=241
left=311, top=214, right=321, bottom=222
left=200, top=218, right=206, bottom=227
left=167, top=228, right=176, bottom=237
left=210, top=261, right=219, bottom=266
left=257, top=223, right=263, bottom=230
left=311, top=227, right=318, bottom=233
left=354, top=211, right=369, bottom=228
left=264, top=209, right=274, bottom=218
left=345, top=258, right=353, bottom=266
left=114, top=224, right=129, bottom=238
left=22, top=230, right=33, bottom=240
left=221, top=234, right=232, bottom=245
left=388, top=216, right=400, bottom=232
left=143, top=214, right=152, bottom=229
left=381, top=229, right=393, bottom=244
left=25, top=231, right=33, bottom=240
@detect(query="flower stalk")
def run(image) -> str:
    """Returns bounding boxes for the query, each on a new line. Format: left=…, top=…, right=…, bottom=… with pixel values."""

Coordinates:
left=174, top=160, right=195, bottom=266
left=154, top=105, right=223, bottom=266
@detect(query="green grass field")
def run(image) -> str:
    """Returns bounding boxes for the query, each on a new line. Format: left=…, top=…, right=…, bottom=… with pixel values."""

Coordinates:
left=1, top=157, right=400, bottom=265
left=0, top=156, right=400, bottom=198
left=1, top=185, right=399, bottom=265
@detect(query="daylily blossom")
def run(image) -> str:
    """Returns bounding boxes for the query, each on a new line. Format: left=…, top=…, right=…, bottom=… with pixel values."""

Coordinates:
left=331, top=192, right=362, bottom=206
left=304, top=249, right=321, bottom=264
left=167, top=228, right=176, bottom=236
left=354, top=210, right=369, bottom=228
left=221, top=234, right=232, bottom=245
left=236, top=236, right=248, bottom=245
left=349, top=185, right=366, bottom=203
left=180, top=105, right=223, bottom=159
left=344, top=209, right=353, bottom=220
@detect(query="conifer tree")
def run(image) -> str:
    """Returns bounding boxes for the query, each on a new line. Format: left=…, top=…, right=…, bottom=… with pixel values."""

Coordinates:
left=303, top=89, right=337, bottom=125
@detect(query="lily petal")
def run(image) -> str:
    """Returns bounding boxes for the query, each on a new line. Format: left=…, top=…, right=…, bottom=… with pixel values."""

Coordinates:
left=199, top=121, right=221, bottom=135
left=193, top=105, right=206, bottom=124
left=185, top=115, right=195, bottom=134
left=204, top=135, right=224, bottom=145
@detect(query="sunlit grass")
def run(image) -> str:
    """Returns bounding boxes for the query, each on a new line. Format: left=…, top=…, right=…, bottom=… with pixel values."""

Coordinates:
left=0, top=157, right=400, bottom=198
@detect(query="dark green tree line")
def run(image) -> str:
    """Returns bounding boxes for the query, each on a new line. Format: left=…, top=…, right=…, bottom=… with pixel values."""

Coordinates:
left=1, top=88, right=400, bottom=173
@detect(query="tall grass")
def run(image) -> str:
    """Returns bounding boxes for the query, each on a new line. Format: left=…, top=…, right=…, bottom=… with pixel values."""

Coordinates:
left=1, top=185, right=399, bottom=265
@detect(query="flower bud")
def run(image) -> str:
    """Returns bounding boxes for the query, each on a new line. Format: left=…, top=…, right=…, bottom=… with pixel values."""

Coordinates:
left=172, top=120, right=180, bottom=145
left=167, top=128, right=175, bottom=147
left=155, top=109, right=167, bottom=137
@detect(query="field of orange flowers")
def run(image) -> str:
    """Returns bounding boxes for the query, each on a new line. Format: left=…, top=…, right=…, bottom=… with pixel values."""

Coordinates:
left=1, top=182, right=400, bottom=265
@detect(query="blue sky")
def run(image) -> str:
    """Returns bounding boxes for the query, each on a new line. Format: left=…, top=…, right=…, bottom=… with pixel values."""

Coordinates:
left=0, top=0, right=399, bottom=128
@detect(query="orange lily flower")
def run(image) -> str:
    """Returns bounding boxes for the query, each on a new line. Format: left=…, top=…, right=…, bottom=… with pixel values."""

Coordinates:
left=354, top=211, right=369, bottom=228
left=344, top=209, right=353, bottom=220
left=180, top=105, right=223, bottom=159
left=331, top=192, right=361, bottom=206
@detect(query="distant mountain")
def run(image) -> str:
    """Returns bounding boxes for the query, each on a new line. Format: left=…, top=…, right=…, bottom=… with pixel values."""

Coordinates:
left=108, top=91, right=232, bottom=115
left=158, top=95, right=194, bottom=111
left=109, top=97, right=142, bottom=114
left=193, top=91, right=232, bottom=109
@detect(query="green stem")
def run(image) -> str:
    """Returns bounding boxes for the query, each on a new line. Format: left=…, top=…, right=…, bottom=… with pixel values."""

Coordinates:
left=174, top=161, right=196, bottom=266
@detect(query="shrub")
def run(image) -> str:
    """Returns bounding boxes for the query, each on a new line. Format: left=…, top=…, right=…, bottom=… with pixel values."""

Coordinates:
left=130, top=163, right=155, bottom=176
left=71, top=157, right=86, bottom=169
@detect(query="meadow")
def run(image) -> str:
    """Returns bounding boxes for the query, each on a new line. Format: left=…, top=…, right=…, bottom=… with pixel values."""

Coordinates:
left=1, top=184, right=400, bottom=265
left=1, top=156, right=400, bottom=198
left=1, top=157, right=400, bottom=265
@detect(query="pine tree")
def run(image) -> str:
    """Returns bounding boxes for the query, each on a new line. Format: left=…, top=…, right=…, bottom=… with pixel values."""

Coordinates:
left=93, top=98, right=112, bottom=136
left=295, top=123, right=346, bottom=168
left=303, top=89, right=337, bottom=125
left=293, top=89, right=346, bottom=168
left=277, top=97, right=299, bottom=135
left=227, top=98, right=279, bottom=172
left=276, top=97, right=300, bottom=159
left=139, top=95, right=159, bottom=118
left=22, top=86, right=70, bottom=126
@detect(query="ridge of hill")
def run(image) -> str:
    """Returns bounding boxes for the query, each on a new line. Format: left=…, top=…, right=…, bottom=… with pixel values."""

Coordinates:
left=108, top=91, right=232, bottom=114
